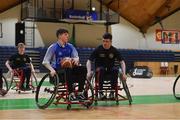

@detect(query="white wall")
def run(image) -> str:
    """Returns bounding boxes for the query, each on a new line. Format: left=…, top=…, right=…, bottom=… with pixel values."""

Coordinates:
left=111, top=17, right=144, bottom=49
left=34, top=25, right=45, bottom=47
left=0, top=5, right=20, bottom=46
left=36, top=22, right=73, bottom=47
left=112, top=11, right=180, bottom=50
left=0, top=5, right=44, bottom=47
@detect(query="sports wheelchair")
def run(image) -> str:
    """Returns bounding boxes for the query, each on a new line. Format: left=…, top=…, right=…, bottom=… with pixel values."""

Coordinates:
left=90, top=68, right=132, bottom=105
left=6, top=68, right=38, bottom=94
left=35, top=69, right=94, bottom=110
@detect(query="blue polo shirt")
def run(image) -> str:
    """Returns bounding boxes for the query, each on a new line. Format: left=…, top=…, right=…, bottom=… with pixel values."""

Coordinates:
left=42, top=42, right=79, bottom=69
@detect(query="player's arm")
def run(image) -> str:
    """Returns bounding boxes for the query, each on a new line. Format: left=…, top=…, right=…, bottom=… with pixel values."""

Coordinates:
left=5, top=60, right=13, bottom=72
left=5, top=55, right=14, bottom=73
left=120, top=60, right=127, bottom=80
left=86, top=48, right=97, bottom=79
left=86, top=60, right=92, bottom=79
left=42, top=45, right=56, bottom=76
left=120, top=60, right=126, bottom=75
left=71, top=45, right=79, bottom=65
left=115, top=49, right=127, bottom=80
left=29, top=57, right=35, bottom=73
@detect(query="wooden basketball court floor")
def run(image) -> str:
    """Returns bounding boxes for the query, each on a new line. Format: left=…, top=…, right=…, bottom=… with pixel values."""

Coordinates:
left=0, top=76, right=180, bottom=120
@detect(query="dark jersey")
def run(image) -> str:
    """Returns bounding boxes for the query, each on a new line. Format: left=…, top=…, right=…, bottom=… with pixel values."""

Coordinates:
left=89, top=45, right=123, bottom=69
left=9, top=53, right=31, bottom=69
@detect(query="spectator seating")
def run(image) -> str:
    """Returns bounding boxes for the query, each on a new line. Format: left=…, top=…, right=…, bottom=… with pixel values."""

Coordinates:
left=0, top=46, right=176, bottom=73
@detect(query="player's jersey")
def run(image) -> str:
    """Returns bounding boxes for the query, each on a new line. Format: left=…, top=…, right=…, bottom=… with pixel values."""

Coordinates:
left=89, top=45, right=123, bottom=69
left=43, top=42, right=78, bottom=69
left=8, top=53, right=31, bottom=69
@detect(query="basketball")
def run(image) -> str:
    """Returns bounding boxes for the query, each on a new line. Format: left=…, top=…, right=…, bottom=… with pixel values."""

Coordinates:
left=60, top=57, right=73, bottom=68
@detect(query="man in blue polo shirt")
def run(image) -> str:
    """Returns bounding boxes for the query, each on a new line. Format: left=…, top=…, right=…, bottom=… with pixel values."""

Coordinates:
left=43, top=28, right=86, bottom=101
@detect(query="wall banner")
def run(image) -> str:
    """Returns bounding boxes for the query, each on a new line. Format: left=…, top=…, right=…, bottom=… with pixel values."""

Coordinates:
left=156, top=29, right=180, bottom=44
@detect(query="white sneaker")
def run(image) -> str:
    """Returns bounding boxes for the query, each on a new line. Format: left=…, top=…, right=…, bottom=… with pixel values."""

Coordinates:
left=109, top=91, right=115, bottom=99
left=99, top=91, right=106, bottom=100
left=77, top=92, right=86, bottom=101
left=69, top=92, right=77, bottom=101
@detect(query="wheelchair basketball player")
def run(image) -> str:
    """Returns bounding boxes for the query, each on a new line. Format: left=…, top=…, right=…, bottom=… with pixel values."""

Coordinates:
left=5, top=43, right=35, bottom=91
left=42, top=28, right=87, bottom=101
left=86, top=33, right=127, bottom=99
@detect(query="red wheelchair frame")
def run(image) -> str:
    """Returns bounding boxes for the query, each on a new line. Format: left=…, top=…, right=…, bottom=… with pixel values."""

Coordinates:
left=9, top=68, right=37, bottom=93
left=54, top=79, right=94, bottom=110
left=35, top=69, right=94, bottom=110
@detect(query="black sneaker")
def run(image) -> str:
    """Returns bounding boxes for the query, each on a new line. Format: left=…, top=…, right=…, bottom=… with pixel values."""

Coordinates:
left=109, top=91, right=115, bottom=100
left=19, top=86, right=26, bottom=91
left=26, top=86, right=31, bottom=91
left=99, top=91, right=106, bottom=100
left=69, top=93, right=77, bottom=101
left=77, top=92, right=86, bottom=101
left=49, top=76, right=56, bottom=85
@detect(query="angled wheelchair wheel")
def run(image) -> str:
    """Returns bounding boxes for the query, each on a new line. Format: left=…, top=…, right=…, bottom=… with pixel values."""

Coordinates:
left=35, top=73, right=59, bottom=109
left=173, top=75, right=180, bottom=100
left=119, top=74, right=132, bottom=105
left=8, top=74, right=21, bottom=91
left=88, top=73, right=98, bottom=105
left=83, top=79, right=94, bottom=108
left=6, top=74, right=14, bottom=91
left=1, top=75, right=8, bottom=96
left=31, top=72, right=38, bottom=87
left=121, top=79, right=132, bottom=104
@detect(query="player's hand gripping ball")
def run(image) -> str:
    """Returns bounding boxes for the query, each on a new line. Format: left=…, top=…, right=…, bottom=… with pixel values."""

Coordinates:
left=60, top=57, right=73, bottom=68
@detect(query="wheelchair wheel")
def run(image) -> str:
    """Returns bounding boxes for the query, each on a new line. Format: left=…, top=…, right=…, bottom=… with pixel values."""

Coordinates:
left=89, top=73, right=98, bottom=106
left=7, top=75, right=21, bottom=91
left=35, top=73, right=59, bottom=109
left=31, top=72, right=38, bottom=87
left=173, top=75, right=180, bottom=100
left=6, top=74, right=13, bottom=91
left=83, top=79, right=94, bottom=108
left=1, top=75, right=8, bottom=96
left=119, top=75, right=132, bottom=105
